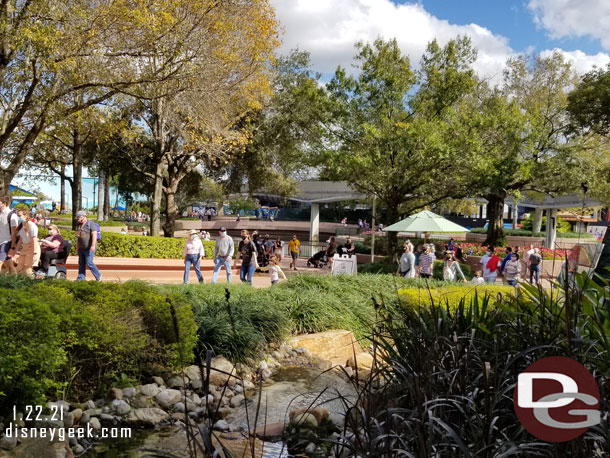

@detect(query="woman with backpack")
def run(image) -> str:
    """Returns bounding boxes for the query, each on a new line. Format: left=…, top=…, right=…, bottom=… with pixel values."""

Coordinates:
left=443, top=251, right=467, bottom=282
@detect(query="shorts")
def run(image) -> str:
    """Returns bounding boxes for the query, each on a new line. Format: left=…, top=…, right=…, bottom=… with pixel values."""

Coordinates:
left=290, top=251, right=298, bottom=260
left=0, top=241, right=10, bottom=262
left=271, top=279, right=278, bottom=285
left=420, top=273, right=431, bottom=279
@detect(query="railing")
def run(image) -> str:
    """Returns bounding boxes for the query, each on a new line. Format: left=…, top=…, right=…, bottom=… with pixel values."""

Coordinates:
left=282, top=242, right=327, bottom=258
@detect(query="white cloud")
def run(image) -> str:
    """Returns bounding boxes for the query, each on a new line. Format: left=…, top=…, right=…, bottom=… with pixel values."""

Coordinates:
left=540, top=48, right=610, bottom=74
left=270, top=0, right=513, bottom=81
left=528, top=0, right=610, bottom=50
left=270, top=0, right=610, bottom=84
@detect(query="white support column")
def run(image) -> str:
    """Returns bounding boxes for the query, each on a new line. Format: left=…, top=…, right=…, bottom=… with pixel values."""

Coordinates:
left=310, top=203, right=320, bottom=242
left=545, top=208, right=557, bottom=249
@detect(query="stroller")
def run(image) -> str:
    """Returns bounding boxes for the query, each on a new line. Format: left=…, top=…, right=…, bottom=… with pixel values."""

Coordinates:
left=307, top=249, right=329, bottom=268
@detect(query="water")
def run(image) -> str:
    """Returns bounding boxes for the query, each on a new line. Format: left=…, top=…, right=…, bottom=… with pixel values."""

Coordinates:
left=84, top=365, right=355, bottom=458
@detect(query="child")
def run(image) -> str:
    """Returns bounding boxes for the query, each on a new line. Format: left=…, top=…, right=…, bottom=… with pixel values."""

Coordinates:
left=472, top=270, right=485, bottom=285
left=260, top=255, right=287, bottom=285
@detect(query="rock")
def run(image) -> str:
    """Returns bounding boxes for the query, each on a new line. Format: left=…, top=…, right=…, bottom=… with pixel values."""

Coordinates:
left=305, top=442, right=317, bottom=454
left=102, top=406, right=111, bottom=414
left=233, top=385, right=244, bottom=394
left=125, top=408, right=169, bottom=427
left=89, top=417, right=102, bottom=431
left=122, top=387, right=137, bottom=398
left=317, top=360, right=333, bottom=371
left=280, top=344, right=292, bottom=354
left=108, top=387, right=123, bottom=400
left=271, top=351, right=283, bottom=361
left=100, top=413, right=116, bottom=424
left=152, top=376, right=165, bottom=386
left=112, top=400, right=131, bottom=416
left=174, top=402, right=185, bottom=413
left=131, top=397, right=149, bottom=409
left=140, top=383, right=160, bottom=397
left=216, top=407, right=232, bottom=419
left=183, top=365, right=202, bottom=382
left=190, top=379, right=203, bottom=390
left=71, top=409, right=83, bottom=424
left=243, top=381, right=255, bottom=391
left=302, top=349, right=313, bottom=360
left=201, top=394, right=215, bottom=406
left=294, top=347, right=305, bottom=354
left=0, top=434, right=17, bottom=451
left=329, top=413, right=345, bottom=428
left=343, top=366, right=354, bottom=378
left=213, top=419, right=230, bottom=432
left=209, top=356, right=235, bottom=386
left=310, top=407, right=330, bottom=424
left=47, top=400, right=71, bottom=412
left=5, top=436, right=73, bottom=457
left=224, top=390, right=235, bottom=399
left=229, top=395, right=245, bottom=408
left=189, top=393, right=201, bottom=405
left=34, top=415, right=63, bottom=429
left=288, top=330, right=364, bottom=366
left=84, top=400, right=96, bottom=410
left=258, top=360, right=268, bottom=371
left=155, top=389, right=182, bottom=409
left=186, top=401, right=198, bottom=413
left=68, top=436, right=78, bottom=447
left=62, top=412, right=74, bottom=428
left=290, top=413, right=318, bottom=429
left=84, top=409, right=101, bottom=417
left=346, top=352, right=375, bottom=371
left=78, top=413, right=90, bottom=426
left=254, top=422, right=285, bottom=441
left=260, top=368, right=272, bottom=380
left=166, top=376, right=185, bottom=389
left=73, top=444, right=85, bottom=455
left=357, top=369, right=372, bottom=382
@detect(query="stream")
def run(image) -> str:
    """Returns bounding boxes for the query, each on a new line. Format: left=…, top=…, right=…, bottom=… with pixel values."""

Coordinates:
left=83, top=365, right=357, bottom=458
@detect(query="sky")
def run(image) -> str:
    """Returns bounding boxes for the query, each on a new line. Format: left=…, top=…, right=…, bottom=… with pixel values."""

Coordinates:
left=16, top=0, right=610, bottom=207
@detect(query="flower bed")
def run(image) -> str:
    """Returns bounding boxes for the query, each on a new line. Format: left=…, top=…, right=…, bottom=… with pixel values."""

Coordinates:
left=459, top=242, right=568, bottom=260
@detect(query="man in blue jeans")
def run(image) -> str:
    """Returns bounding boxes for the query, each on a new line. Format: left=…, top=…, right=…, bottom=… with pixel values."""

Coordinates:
left=212, top=227, right=234, bottom=283
left=75, top=211, right=101, bottom=281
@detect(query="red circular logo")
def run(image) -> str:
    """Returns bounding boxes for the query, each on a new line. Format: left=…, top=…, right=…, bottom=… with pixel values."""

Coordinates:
left=513, top=356, right=600, bottom=442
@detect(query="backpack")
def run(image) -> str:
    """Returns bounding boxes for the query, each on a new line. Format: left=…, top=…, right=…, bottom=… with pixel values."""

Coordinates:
left=87, top=221, right=102, bottom=240
left=443, top=264, right=456, bottom=281
left=530, top=253, right=541, bottom=266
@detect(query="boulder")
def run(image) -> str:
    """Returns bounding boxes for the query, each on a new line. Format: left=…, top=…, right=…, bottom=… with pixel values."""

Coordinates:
left=317, top=360, right=333, bottom=371
left=254, top=422, right=285, bottom=441
left=190, top=379, right=203, bottom=390
left=108, top=388, right=123, bottom=400
left=47, top=401, right=71, bottom=413
left=209, top=356, right=235, bottom=386
left=3, top=436, right=73, bottom=458
left=71, top=409, right=82, bottom=424
left=152, top=376, right=165, bottom=386
left=122, top=387, right=137, bottom=398
left=213, top=419, right=230, bottom=432
left=140, top=383, right=160, bottom=397
left=346, top=352, right=375, bottom=371
left=166, top=376, right=185, bottom=389
left=289, top=413, right=318, bottom=429
left=89, top=417, right=101, bottom=431
left=183, top=365, right=202, bottom=382
left=229, top=395, right=245, bottom=408
left=155, top=389, right=182, bottom=409
left=0, top=434, right=17, bottom=451
left=288, top=330, right=363, bottom=366
left=111, top=400, right=131, bottom=416
left=84, top=400, right=96, bottom=410
left=310, top=408, right=330, bottom=425
left=125, top=408, right=170, bottom=427
left=260, top=368, right=272, bottom=380
left=62, top=412, right=74, bottom=428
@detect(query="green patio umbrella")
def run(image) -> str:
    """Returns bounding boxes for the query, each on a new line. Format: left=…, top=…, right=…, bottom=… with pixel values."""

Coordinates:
left=384, top=210, right=469, bottom=240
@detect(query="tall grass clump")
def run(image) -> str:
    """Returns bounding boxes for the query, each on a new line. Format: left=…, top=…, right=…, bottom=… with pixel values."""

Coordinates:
left=317, top=272, right=610, bottom=457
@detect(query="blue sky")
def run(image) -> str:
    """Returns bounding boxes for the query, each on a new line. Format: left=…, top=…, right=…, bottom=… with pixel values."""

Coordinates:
left=17, top=0, right=610, bottom=206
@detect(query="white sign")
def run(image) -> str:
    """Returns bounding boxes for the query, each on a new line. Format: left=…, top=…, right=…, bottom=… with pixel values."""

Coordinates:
left=588, top=225, right=608, bottom=241
left=331, top=254, right=358, bottom=276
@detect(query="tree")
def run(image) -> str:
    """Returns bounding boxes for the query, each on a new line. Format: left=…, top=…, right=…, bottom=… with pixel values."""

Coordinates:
left=320, top=37, right=479, bottom=254
left=116, top=0, right=279, bottom=236
left=468, top=52, right=585, bottom=246
left=175, top=173, right=224, bottom=215
left=0, top=0, right=209, bottom=195
left=228, top=196, right=256, bottom=216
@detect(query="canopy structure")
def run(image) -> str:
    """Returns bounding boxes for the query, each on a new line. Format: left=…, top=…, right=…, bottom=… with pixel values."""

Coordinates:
left=384, top=210, right=470, bottom=234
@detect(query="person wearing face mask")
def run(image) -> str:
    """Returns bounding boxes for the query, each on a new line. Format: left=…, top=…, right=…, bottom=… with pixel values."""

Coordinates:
left=184, top=229, right=205, bottom=284
left=15, top=208, right=39, bottom=276
left=212, top=227, right=234, bottom=284
left=479, top=245, right=501, bottom=284
left=36, top=224, right=65, bottom=274
left=237, top=229, right=259, bottom=285
left=0, top=196, right=18, bottom=275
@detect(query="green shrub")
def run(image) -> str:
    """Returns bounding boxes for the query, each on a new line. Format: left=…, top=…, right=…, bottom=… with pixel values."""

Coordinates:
left=398, top=284, right=513, bottom=311
left=469, top=226, right=593, bottom=238
left=359, top=257, right=396, bottom=274
left=39, top=227, right=216, bottom=259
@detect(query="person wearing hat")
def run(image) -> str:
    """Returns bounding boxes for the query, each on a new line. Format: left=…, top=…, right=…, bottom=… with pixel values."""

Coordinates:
left=184, top=229, right=205, bottom=284
left=212, top=227, right=234, bottom=284
left=75, top=210, right=101, bottom=281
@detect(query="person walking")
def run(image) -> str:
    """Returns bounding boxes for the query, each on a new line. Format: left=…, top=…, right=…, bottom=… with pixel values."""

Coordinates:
left=75, top=211, right=101, bottom=281
left=443, top=251, right=467, bottom=282
left=528, top=247, right=542, bottom=285
left=0, top=196, right=18, bottom=275
left=480, top=246, right=501, bottom=284
left=288, top=234, right=300, bottom=270
left=418, top=245, right=434, bottom=279
left=259, top=255, right=287, bottom=285
left=212, top=227, right=234, bottom=284
left=183, top=229, right=204, bottom=284
left=397, top=242, right=416, bottom=278
left=503, top=253, right=522, bottom=286
left=238, top=230, right=258, bottom=285
left=273, top=236, right=283, bottom=261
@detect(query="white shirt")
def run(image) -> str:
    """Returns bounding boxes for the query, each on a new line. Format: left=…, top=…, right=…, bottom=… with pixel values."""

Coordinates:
left=472, top=277, right=485, bottom=285
left=184, top=238, right=204, bottom=256
left=0, top=208, right=19, bottom=244
left=18, top=221, right=38, bottom=244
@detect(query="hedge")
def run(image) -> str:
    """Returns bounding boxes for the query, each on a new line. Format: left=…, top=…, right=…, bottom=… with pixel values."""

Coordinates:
left=40, top=227, right=216, bottom=259
left=398, top=285, right=514, bottom=311
left=0, top=278, right=197, bottom=414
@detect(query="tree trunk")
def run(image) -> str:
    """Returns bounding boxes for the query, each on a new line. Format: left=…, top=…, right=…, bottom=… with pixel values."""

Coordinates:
left=532, top=207, right=543, bottom=233
left=385, top=202, right=400, bottom=260
left=113, top=182, right=120, bottom=218
left=60, top=165, right=66, bottom=213
left=0, top=173, right=8, bottom=196
left=71, top=133, right=83, bottom=231
left=162, top=187, right=178, bottom=238
left=97, top=171, right=104, bottom=221
left=103, top=172, right=110, bottom=221
left=483, top=192, right=507, bottom=247
left=512, top=204, right=518, bottom=229
left=151, top=163, right=164, bottom=236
